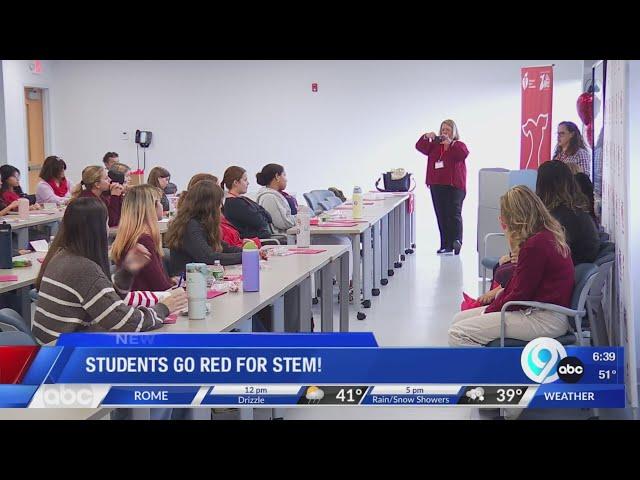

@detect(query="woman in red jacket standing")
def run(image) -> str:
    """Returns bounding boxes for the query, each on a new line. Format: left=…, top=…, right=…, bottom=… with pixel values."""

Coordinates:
left=416, top=119, right=469, bottom=255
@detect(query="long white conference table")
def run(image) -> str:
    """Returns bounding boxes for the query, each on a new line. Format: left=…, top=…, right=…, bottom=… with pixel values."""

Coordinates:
left=0, top=245, right=349, bottom=420
left=301, top=192, right=415, bottom=319
left=0, top=210, right=64, bottom=249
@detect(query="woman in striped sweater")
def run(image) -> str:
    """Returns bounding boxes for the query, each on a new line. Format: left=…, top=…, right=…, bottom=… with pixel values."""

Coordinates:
left=32, top=196, right=187, bottom=345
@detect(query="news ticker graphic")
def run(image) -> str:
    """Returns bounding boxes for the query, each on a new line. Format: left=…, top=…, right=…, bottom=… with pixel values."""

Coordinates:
left=0, top=333, right=625, bottom=409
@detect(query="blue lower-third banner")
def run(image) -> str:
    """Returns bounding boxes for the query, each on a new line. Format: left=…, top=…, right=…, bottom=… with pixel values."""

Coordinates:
left=0, top=333, right=625, bottom=408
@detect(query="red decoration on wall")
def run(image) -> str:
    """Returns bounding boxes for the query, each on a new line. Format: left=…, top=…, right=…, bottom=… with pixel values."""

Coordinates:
left=577, top=91, right=594, bottom=125
left=577, top=91, right=595, bottom=146
left=311, top=83, right=318, bottom=92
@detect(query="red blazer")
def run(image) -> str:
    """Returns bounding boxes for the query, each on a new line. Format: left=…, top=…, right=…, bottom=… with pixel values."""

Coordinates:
left=415, top=135, right=469, bottom=191
left=485, top=229, right=574, bottom=314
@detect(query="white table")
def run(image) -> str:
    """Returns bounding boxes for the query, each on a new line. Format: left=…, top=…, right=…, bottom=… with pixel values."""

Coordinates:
left=0, top=252, right=45, bottom=319
left=305, top=193, right=413, bottom=319
left=160, top=244, right=350, bottom=334
left=0, top=211, right=64, bottom=249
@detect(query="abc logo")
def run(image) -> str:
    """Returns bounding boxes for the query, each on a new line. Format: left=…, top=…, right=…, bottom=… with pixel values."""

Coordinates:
left=40, top=385, right=95, bottom=407
left=557, top=357, right=585, bottom=383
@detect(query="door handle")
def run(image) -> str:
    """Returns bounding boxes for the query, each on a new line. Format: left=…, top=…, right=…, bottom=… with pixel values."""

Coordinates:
left=28, top=165, right=42, bottom=172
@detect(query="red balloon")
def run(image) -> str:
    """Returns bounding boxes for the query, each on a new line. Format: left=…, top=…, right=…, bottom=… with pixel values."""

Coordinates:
left=577, top=92, right=594, bottom=125
left=585, top=122, right=594, bottom=146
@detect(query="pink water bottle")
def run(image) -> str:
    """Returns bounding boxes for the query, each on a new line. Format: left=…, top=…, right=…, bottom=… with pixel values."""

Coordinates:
left=18, top=198, right=29, bottom=219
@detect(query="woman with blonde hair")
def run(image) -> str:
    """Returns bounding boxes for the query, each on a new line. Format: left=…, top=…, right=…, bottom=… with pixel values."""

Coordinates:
left=111, top=184, right=172, bottom=291
left=73, top=165, right=124, bottom=226
left=416, top=119, right=470, bottom=255
left=448, top=185, right=574, bottom=346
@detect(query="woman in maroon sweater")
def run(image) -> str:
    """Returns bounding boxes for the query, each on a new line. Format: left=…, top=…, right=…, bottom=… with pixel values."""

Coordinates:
left=449, top=185, right=574, bottom=346
left=72, top=165, right=124, bottom=227
left=416, top=119, right=469, bottom=255
left=111, top=184, right=172, bottom=291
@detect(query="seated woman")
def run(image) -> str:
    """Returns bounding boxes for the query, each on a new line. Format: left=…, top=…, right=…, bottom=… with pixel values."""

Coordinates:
left=449, top=185, right=574, bottom=347
left=147, top=166, right=172, bottom=213
left=111, top=184, right=173, bottom=292
left=255, top=163, right=298, bottom=235
left=0, top=165, right=42, bottom=211
left=222, top=166, right=273, bottom=239
left=481, top=160, right=600, bottom=305
left=32, top=197, right=187, bottom=345
left=536, top=160, right=600, bottom=264
left=73, top=165, right=125, bottom=227
left=36, top=156, right=74, bottom=205
left=255, top=163, right=352, bottom=276
left=181, top=173, right=261, bottom=248
left=166, top=180, right=255, bottom=276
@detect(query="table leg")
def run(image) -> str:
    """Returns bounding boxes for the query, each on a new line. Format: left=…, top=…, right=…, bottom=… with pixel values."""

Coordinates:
left=339, top=251, right=349, bottom=332
left=320, top=262, right=333, bottom=332
left=381, top=214, right=389, bottom=284
left=400, top=202, right=407, bottom=254
left=388, top=208, right=396, bottom=274
left=271, top=295, right=285, bottom=332
left=361, top=226, right=372, bottom=308
left=350, top=234, right=361, bottom=303
left=18, top=287, right=31, bottom=325
left=298, top=276, right=312, bottom=332
left=372, top=221, right=381, bottom=294
left=15, top=229, right=28, bottom=252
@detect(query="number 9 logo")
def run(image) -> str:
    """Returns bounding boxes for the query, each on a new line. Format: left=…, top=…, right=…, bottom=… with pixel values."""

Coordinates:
left=521, top=337, right=567, bottom=384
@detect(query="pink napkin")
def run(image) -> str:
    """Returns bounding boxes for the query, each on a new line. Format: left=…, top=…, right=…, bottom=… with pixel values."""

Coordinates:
left=207, top=289, right=227, bottom=299
left=164, top=314, right=178, bottom=324
left=461, top=292, right=483, bottom=311
left=0, top=275, right=19, bottom=282
left=316, top=222, right=358, bottom=227
left=288, top=248, right=327, bottom=254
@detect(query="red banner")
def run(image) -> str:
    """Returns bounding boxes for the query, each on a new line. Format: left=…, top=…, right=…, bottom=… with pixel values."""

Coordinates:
left=520, top=65, right=554, bottom=169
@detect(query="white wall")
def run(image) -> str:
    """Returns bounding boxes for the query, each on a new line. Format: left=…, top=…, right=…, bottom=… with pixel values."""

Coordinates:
left=627, top=61, right=640, bottom=369
left=1, top=60, right=55, bottom=187
left=48, top=60, right=582, bottom=248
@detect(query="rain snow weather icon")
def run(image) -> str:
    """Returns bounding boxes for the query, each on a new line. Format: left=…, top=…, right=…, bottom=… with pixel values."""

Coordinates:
left=305, top=386, right=325, bottom=404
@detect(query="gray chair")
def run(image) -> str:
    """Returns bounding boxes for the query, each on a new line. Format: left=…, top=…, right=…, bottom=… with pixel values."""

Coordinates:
left=303, top=191, right=326, bottom=215
left=597, top=241, right=615, bottom=258
left=0, top=331, right=37, bottom=346
left=486, top=263, right=599, bottom=347
left=585, top=251, right=615, bottom=346
left=481, top=232, right=505, bottom=293
left=0, top=308, right=35, bottom=342
left=303, top=190, right=343, bottom=215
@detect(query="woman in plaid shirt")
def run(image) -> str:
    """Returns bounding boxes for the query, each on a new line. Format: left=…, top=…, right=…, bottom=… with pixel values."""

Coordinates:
left=552, top=121, right=592, bottom=177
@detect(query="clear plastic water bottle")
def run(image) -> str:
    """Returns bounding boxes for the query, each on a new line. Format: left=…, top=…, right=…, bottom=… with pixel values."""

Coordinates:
left=352, top=186, right=363, bottom=219
left=211, top=260, right=224, bottom=283
left=296, top=205, right=311, bottom=248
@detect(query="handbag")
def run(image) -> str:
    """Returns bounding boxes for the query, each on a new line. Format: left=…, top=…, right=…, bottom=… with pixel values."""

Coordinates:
left=375, top=168, right=416, bottom=192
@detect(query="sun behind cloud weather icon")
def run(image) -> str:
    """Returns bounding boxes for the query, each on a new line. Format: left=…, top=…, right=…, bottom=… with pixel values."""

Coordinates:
left=305, top=386, right=325, bottom=404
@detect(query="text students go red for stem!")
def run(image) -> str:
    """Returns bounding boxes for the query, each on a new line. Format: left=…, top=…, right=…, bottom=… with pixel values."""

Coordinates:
left=416, top=119, right=469, bottom=255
